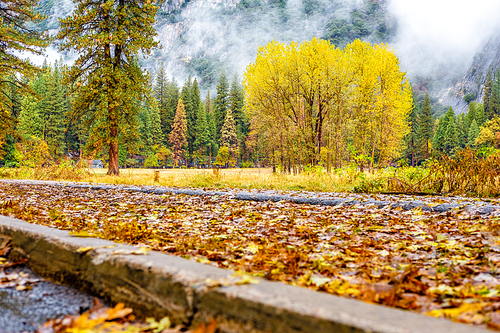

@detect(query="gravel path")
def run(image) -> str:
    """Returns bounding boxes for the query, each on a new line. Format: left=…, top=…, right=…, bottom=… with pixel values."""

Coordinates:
left=0, top=265, right=98, bottom=333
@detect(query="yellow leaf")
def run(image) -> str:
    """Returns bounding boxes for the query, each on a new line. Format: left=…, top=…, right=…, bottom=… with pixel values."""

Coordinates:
left=76, top=246, right=93, bottom=253
left=69, top=231, right=94, bottom=237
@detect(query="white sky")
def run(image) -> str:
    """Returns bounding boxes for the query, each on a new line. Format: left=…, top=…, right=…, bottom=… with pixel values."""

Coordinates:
left=389, top=0, right=500, bottom=75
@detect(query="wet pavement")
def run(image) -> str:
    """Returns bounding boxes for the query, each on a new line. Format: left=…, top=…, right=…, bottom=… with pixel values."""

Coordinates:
left=0, top=265, right=99, bottom=333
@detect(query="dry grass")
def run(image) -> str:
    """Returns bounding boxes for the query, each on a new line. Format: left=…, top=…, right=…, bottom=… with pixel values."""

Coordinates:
left=0, top=166, right=390, bottom=192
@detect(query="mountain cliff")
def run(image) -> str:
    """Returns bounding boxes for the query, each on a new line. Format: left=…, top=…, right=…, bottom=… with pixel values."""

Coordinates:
left=438, top=33, right=500, bottom=114
left=35, top=0, right=396, bottom=89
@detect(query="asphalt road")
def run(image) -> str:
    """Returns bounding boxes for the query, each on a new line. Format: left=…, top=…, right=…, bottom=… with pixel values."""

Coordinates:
left=0, top=265, right=99, bottom=333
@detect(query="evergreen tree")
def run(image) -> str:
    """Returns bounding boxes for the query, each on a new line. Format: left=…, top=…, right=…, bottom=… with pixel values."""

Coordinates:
left=138, top=102, right=153, bottom=153
left=221, top=108, right=238, bottom=164
left=162, top=79, right=179, bottom=145
left=214, top=70, right=230, bottom=143
left=154, top=62, right=171, bottom=142
left=456, top=113, right=467, bottom=148
left=193, top=102, right=210, bottom=166
left=489, top=72, right=500, bottom=119
left=229, top=73, right=248, bottom=159
left=483, top=70, right=493, bottom=120
left=0, top=0, right=48, bottom=153
left=443, top=108, right=458, bottom=154
left=17, top=96, right=43, bottom=140
left=169, top=99, right=188, bottom=167
left=467, top=119, right=480, bottom=147
left=187, top=78, right=202, bottom=157
left=205, top=91, right=217, bottom=162
left=465, top=102, right=477, bottom=129
left=476, top=103, right=485, bottom=126
left=57, top=0, right=159, bottom=175
left=432, top=116, right=447, bottom=153
left=150, top=99, right=164, bottom=146
left=155, top=62, right=168, bottom=110
left=404, top=93, right=418, bottom=166
left=416, top=93, right=433, bottom=161
left=180, top=77, right=193, bottom=157
left=43, top=64, right=67, bottom=159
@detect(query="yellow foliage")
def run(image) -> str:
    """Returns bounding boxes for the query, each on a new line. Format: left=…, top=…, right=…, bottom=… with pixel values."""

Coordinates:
left=243, top=38, right=412, bottom=169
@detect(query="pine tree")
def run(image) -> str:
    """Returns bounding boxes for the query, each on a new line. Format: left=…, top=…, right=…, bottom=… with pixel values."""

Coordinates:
left=404, top=93, right=418, bottom=166
left=476, top=103, right=485, bottom=126
left=169, top=99, right=188, bottom=167
left=443, top=108, right=458, bottom=154
left=432, top=116, right=447, bottom=154
left=456, top=113, right=467, bottom=148
left=193, top=102, right=210, bottom=166
left=221, top=108, right=238, bottom=165
left=163, top=79, right=180, bottom=145
left=467, top=119, right=480, bottom=147
left=0, top=0, right=48, bottom=153
left=155, top=62, right=170, bottom=142
left=215, top=71, right=230, bottom=143
left=483, top=70, right=493, bottom=120
left=150, top=99, right=164, bottom=146
left=187, top=78, right=202, bottom=157
left=465, top=102, right=477, bottom=130
left=155, top=62, right=168, bottom=110
left=229, top=73, right=248, bottom=159
left=43, top=63, right=67, bottom=160
left=18, top=96, right=43, bottom=140
left=489, top=72, right=500, bottom=118
left=57, top=0, right=159, bottom=175
left=205, top=91, right=217, bottom=163
left=416, top=93, right=433, bottom=161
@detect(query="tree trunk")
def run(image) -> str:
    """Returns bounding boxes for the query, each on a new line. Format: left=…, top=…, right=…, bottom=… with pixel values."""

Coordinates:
left=107, top=125, right=119, bottom=175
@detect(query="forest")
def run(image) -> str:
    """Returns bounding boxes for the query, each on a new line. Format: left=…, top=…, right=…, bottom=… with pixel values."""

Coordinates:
left=2, top=0, right=500, bottom=177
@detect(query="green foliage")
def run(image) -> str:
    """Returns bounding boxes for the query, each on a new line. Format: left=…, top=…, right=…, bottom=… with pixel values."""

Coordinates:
left=169, top=99, right=188, bottom=167
left=321, top=1, right=396, bottom=47
left=0, top=0, right=49, bottom=156
left=214, top=146, right=231, bottom=167
left=416, top=93, right=433, bottom=161
left=215, top=71, right=230, bottom=143
left=463, top=93, right=476, bottom=104
left=467, top=120, right=480, bottom=147
left=57, top=0, right=159, bottom=175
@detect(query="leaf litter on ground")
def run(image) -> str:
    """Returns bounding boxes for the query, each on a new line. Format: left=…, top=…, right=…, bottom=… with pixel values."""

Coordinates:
left=37, top=299, right=217, bottom=333
left=0, top=238, right=42, bottom=290
left=2, top=183, right=500, bottom=330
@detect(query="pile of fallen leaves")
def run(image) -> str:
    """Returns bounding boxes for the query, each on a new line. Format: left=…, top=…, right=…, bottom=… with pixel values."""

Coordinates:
left=38, top=300, right=217, bottom=333
left=0, top=239, right=42, bottom=291
left=2, top=184, right=500, bottom=329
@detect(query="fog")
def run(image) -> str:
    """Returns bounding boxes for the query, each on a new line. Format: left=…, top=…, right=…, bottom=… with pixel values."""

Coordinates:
left=24, top=0, right=500, bottom=91
left=388, top=0, right=500, bottom=81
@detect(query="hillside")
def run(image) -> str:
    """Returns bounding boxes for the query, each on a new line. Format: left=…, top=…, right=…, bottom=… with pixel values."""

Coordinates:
left=36, top=0, right=396, bottom=89
left=439, top=32, right=500, bottom=114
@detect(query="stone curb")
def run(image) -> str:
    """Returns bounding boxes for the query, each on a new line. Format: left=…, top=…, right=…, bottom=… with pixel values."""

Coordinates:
left=2, top=179, right=500, bottom=214
left=0, top=216, right=490, bottom=333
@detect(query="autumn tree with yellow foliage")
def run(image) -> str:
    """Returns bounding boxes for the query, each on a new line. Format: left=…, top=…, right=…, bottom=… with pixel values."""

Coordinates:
left=243, top=38, right=412, bottom=171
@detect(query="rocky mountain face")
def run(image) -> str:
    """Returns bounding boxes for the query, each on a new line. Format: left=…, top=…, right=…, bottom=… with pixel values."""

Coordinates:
left=439, top=33, right=500, bottom=114
left=36, top=0, right=395, bottom=89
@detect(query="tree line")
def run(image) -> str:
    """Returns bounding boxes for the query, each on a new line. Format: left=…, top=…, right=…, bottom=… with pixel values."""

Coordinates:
left=0, top=0, right=253, bottom=174
left=4, top=0, right=500, bottom=175
left=404, top=68, right=500, bottom=167
left=1, top=59, right=251, bottom=169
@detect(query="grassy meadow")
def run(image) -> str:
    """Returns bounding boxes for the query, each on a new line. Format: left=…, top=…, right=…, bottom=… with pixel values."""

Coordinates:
left=0, top=165, right=393, bottom=193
